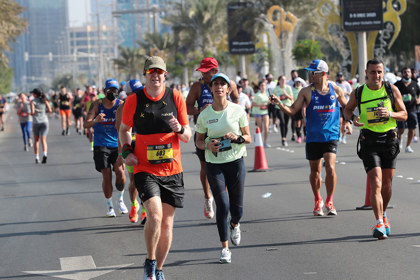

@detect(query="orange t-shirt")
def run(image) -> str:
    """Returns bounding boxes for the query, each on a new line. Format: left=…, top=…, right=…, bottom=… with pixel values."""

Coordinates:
left=122, top=86, right=188, bottom=176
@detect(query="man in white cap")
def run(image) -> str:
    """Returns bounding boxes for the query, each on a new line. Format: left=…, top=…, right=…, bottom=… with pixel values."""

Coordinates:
left=271, top=59, right=352, bottom=217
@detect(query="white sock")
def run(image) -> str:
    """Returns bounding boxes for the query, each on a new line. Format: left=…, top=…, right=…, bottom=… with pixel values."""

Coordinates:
left=377, top=219, right=383, bottom=224
left=35, top=154, right=39, bottom=160
left=106, top=197, right=113, bottom=208
left=43, top=152, right=47, bottom=157
left=383, top=211, right=387, bottom=218
left=119, top=190, right=124, bottom=201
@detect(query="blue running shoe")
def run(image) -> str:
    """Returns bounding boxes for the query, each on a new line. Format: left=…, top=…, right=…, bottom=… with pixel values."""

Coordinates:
left=383, top=217, right=391, bottom=236
left=143, top=259, right=157, bottom=280
left=156, top=270, right=165, bottom=280
left=372, top=223, right=388, bottom=239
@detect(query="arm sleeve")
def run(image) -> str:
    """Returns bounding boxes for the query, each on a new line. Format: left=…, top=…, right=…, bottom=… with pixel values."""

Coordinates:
left=122, top=94, right=137, bottom=128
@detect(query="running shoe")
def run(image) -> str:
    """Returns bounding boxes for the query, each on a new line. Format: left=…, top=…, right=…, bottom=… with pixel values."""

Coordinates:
left=324, top=201, right=337, bottom=216
left=118, top=200, right=128, bottom=214
left=42, top=156, right=47, bottom=164
left=28, top=138, right=33, bottom=147
left=140, top=206, right=147, bottom=225
left=282, top=140, right=288, bottom=147
left=0, top=126, right=4, bottom=131
left=313, top=199, right=324, bottom=216
left=204, top=197, right=214, bottom=219
left=273, top=125, right=279, bottom=133
left=372, top=223, right=388, bottom=239
left=342, top=136, right=347, bottom=144
left=296, top=137, right=302, bottom=143
left=106, top=207, right=116, bottom=217
left=264, top=143, right=271, bottom=148
left=62, top=130, right=65, bottom=136
left=129, top=205, right=139, bottom=223
left=291, top=135, right=296, bottom=141
left=35, top=158, right=39, bottom=164
left=230, top=222, right=241, bottom=246
left=24, top=145, right=28, bottom=151
left=405, top=146, right=414, bottom=153
left=219, top=247, right=231, bottom=264
left=383, top=217, right=391, bottom=236
left=414, top=136, right=418, bottom=143
left=143, top=259, right=157, bottom=280
left=155, top=270, right=165, bottom=280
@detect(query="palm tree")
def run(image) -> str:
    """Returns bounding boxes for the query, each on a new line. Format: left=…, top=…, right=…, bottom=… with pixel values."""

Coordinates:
left=112, top=46, right=146, bottom=80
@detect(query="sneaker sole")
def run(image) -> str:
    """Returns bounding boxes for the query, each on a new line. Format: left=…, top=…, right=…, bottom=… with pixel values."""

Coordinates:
left=219, top=259, right=231, bottom=264
left=119, top=210, right=128, bottom=214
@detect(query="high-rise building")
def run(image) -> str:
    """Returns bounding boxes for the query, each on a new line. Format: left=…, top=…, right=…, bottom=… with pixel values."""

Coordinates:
left=8, top=0, right=69, bottom=91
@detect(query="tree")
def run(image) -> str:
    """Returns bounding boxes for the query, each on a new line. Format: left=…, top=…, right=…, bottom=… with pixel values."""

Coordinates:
left=112, top=46, right=146, bottom=80
left=0, top=63, right=13, bottom=93
left=292, top=39, right=324, bottom=66
left=0, top=0, right=27, bottom=66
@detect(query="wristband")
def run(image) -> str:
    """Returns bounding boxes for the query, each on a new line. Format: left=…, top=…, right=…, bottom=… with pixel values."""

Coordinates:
left=177, top=126, right=185, bottom=134
left=389, top=111, right=392, bottom=118
left=121, top=143, right=133, bottom=159
left=231, top=135, right=245, bottom=144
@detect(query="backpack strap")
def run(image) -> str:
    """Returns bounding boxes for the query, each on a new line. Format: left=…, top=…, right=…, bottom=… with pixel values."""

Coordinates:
left=355, top=81, right=396, bottom=113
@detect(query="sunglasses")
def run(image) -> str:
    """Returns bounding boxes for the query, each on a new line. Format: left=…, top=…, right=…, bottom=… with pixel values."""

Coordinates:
left=146, top=68, right=165, bottom=75
left=311, top=71, right=324, bottom=75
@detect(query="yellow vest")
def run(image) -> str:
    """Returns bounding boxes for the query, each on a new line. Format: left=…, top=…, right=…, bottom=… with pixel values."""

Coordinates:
left=359, top=84, right=396, bottom=133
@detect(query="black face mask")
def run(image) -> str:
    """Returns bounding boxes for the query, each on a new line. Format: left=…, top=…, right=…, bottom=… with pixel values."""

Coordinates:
left=106, top=89, right=117, bottom=101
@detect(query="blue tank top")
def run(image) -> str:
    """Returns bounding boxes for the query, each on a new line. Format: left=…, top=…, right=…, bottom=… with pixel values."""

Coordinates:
left=94, top=99, right=120, bottom=148
left=197, top=79, right=213, bottom=111
left=306, top=83, right=340, bottom=143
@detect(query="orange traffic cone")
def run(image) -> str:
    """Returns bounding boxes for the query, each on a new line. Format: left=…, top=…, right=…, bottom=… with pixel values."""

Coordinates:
left=250, top=127, right=269, bottom=172
left=356, top=176, right=372, bottom=210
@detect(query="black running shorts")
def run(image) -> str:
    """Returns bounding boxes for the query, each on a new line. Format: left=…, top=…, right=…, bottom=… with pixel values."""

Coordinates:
left=134, top=172, right=184, bottom=208
left=306, top=141, right=338, bottom=160
left=93, top=146, right=118, bottom=172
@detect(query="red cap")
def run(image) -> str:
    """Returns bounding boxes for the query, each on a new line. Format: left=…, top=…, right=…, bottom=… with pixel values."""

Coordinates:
left=195, top=57, right=218, bottom=72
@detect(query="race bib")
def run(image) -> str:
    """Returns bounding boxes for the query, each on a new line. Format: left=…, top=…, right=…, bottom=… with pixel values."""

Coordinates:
left=147, top=143, right=173, bottom=164
left=366, top=106, right=388, bottom=126
left=402, top=94, right=412, bottom=103
left=20, top=112, right=29, bottom=117
left=260, top=105, right=268, bottom=110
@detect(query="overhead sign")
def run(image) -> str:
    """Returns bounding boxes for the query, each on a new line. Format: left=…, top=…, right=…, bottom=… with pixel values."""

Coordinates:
left=341, top=0, right=383, bottom=32
left=227, top=2, right=256, bottom=55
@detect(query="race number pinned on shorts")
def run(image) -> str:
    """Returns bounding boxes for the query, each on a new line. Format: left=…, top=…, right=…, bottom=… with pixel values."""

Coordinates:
left=147, top=144, right=173, bottom=164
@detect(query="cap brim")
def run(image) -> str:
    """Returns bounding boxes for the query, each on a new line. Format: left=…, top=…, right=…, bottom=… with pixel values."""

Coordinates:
left=196, top=67, right=213, bottom=72
left=147, top=64, right=166, bottom=71
left=304, top=67, right=316, bottom=71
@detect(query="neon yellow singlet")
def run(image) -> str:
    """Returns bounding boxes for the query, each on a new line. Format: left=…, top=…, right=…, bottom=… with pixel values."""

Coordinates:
left=359, top=84, right=396, bottom=133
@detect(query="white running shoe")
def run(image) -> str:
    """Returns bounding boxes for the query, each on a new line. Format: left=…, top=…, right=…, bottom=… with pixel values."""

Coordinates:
left=219, top=248, right=231, bottom=264
left=106, top=207, right=116, bottom=217
left=118, top=200, right=128, bottom=214
left=405, top=146, right=414, bottom=153
left=230, top=222, right=241, bottom=246
left=204, top=197, right=214, bottom=219
left=273, top=125, right=279, bottom=133
left=313, top=200, right=324, bottom=216
left=342, top=136, right=347, bottom=144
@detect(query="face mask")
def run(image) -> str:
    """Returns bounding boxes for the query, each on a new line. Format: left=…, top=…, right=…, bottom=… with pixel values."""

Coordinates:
left=106, top=89, right=117, bottom=101
left=402, top=78, right=411, bottom=83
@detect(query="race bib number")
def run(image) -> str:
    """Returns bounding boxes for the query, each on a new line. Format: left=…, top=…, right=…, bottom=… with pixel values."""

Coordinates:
left=20, top=112, right=29, bottom=117
left=147, top=143, right=173, bottom=164
left=366, top=107, right=388, bottom=126
left=260, top=105, right=268, bottom=110
left=402, top=94, right=412, bottom=103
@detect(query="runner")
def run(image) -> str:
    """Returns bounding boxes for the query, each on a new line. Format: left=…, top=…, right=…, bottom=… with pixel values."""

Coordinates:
left=84, top=79, right=128, bottom=217
left=115, top=79, right=147, bottom=224
left=0, top=94, right=7, bottom=131
left=271, top=59, right=352, bottom=216
left=120, top=56, right=191, bottom=280
left=185, top=57, right=239, bottom=220
left=196, top=73, right=251, bottom=263
left=344, top=58, right=407, bottom=239
left=17, top=93, right=33, bottom=151
left=30, top=89, right=52, bottom=164
left=57, top=86, right=73, bottom=135
left=72, top=88, right=84, bottom=135
left=83, top=90, right=97, bottom=151
left=251, top=81, right=271, bottom=148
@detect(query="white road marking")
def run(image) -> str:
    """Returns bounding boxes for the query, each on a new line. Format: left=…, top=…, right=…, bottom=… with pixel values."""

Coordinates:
left=396, top=175, right=403, bottom=178
left=23, top=256, right=133, bottom=280
left=407, top=177, right=414, bottom=180
left=304, top=272, right=317, bottom=275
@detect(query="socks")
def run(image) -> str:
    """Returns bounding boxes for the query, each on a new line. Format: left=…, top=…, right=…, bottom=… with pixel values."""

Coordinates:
left=35, top=154, right=39, bottom=160
left=314, top=193, right=322, bottom=202
left=131, top=200, right=138, bottom=207
left=383, top=211, right=387, bottom=218
left=90, top=141, right=93, bottom=148
left=119, top=190, right=124, bottom=201
left=326, top=195, right=334, bottom=204
left=43, top=152, right=47, bottom=157
left=377, top=219, right=384, bottom=224
left=106, top=197, right=113, bottom=208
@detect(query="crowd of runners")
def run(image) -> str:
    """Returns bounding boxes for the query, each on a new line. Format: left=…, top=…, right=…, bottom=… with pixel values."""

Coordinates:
left=2, top=55, right=420, bottom=280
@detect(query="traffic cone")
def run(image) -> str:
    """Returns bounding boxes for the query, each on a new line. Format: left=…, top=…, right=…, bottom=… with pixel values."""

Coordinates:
left=356, top=176, right=372, bottom=210
left=250, top=127, right=269, bottom=172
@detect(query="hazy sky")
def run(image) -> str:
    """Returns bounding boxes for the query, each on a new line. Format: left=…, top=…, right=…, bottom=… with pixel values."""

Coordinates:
left=68, top=0, right=89, bottom=27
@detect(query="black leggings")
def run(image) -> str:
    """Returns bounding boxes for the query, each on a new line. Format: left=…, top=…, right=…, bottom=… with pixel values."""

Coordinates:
left=205, top=158, right=245, bottom=242
left=276, top=108, right=290, bottom=138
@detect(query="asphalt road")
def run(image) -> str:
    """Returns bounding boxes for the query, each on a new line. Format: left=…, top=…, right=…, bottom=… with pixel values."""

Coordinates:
left=1, top=107, right=420, bottom=280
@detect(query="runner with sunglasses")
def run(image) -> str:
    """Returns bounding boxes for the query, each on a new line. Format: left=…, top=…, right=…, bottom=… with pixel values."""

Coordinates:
left=120, top=56, right=191, bottom=280
left=271, top=59, right=352, bottom=217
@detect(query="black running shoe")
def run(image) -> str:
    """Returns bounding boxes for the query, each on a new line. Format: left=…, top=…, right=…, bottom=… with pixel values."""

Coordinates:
left=42, top=156, right=47, bottom=164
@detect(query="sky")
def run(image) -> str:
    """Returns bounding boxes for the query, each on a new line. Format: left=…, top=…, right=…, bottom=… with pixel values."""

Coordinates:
left=68, top=0, right=89, bottom=27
